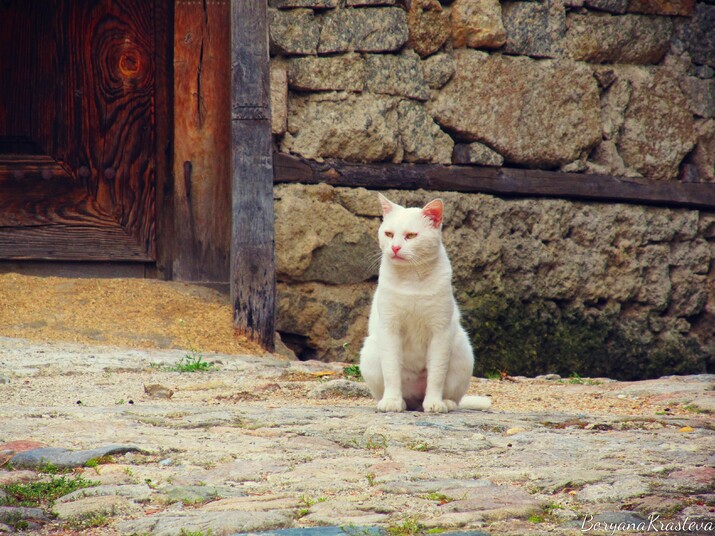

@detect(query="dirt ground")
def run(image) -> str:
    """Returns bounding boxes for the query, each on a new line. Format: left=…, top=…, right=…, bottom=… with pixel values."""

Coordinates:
left=0, top=273, right=710, bottom=419
left=0, top=273, right=260, bottom=356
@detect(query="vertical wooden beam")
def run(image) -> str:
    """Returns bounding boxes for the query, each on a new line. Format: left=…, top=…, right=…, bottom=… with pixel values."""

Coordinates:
left=173, top=0, right=232, bottom=282
left=230, top=0, right=275, bottom=351
left=154, top=0, right=174, bottom=279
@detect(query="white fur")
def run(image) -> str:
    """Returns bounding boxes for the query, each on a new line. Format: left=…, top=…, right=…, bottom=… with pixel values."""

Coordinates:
left=359, top=194, right=492, bottom=413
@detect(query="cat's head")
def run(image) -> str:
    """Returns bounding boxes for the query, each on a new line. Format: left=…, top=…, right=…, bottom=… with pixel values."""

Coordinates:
left=377, top=193, right=444, bottom=266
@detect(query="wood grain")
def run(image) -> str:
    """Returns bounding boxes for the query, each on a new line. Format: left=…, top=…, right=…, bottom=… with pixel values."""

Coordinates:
left=173, top=0, right=231, bottom=282
left=0, top=0, right=165, bottom=261
left=274, top=154, right=715, bottom=211
left=231, top=0, right=276, bottom=351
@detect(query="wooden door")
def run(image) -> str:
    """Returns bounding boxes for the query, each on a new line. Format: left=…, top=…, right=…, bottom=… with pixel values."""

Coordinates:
left=0, top=0, right=167, bottom=261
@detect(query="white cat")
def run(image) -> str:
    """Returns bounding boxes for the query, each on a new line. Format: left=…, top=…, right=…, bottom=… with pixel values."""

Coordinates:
left=360, top=194, right=492, bottom=413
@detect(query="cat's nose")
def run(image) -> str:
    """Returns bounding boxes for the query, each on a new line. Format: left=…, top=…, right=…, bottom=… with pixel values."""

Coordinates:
left=391, top=245, right=401, bottom=254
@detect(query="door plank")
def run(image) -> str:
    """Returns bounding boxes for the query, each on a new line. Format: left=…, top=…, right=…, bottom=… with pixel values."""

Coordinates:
left=173, top=0, right=231, bottom=282
left=0, top=0, right=160, bottom=261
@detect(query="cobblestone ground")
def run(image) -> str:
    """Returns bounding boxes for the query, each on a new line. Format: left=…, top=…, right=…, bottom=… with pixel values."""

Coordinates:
left=0, top=337, right=713, bottom=535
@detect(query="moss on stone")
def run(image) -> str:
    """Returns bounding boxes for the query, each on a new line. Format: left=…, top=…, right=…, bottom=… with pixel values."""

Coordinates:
left=460, top=291, right=708, bottom=380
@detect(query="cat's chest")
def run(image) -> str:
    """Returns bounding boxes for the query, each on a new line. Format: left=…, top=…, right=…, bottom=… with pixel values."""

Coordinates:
left=377, top=287, right=451, bottom=329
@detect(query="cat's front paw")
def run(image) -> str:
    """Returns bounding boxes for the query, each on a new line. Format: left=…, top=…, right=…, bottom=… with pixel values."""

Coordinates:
left=377, top=397, right=407, bottom=412
left=423, top=397, right=449, bottom=413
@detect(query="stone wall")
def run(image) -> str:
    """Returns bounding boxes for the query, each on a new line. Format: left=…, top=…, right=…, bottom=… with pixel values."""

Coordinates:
left=268, top=0, right=715, bottom=378
left=269, top=0, right=714, bottom=180
left=275, top=184, right=715, bottom=379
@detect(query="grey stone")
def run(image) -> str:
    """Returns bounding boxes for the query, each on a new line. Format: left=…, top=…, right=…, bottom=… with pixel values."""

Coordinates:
left=271, top=61, right=289, bottom=136
left=691, top=118, right=715, bottom=182
left=502, top=0, right=566, bottom=58
left=397, top=100, right=454, bottom=164
left=52, top=495, right=140, bottom=520
left=444, top=484, right=543, bottom=520
left=347, top=0, right=397, bottom=4
left=281, top=92, right=400, bottom=162
left=0, top=506, right=49, bottom=522
left=319, top=8, right=409, bottom=54
left=287, top=54, right=366, bottom=92
left=10, top=445, right=141, bottom=469
left=268, top=8, right=320, bottom=56
left=680, top=76, right=715, bottom=118
left=429, top=50, right=601, bottom=167
left=583, top=0, right=628, bottom=13
left=366, top=53, right=431, bottom=101
left=628, top=0, right=696, bottom=16
left=300, top=233, right=379, bottom=284
left=578, top=477, right=650, bottom=503
left=676, top=3, right=715, bottom=68
left=159, top=485, right=226, bottom=505
left=617, top=67, right=696, bottom=181
left=563, top=13, right=672, bottom=64
left=452, top=142, right=505, bottom=166
left=408, top=0, right=451, bottom=58
left=236, top=528, right=383, bottom=536
left=309, top=379, right=372, bottom=399
left=450, top=0, right=507, bottom=49
left=269, top=0, right=338, bottom=7
left=421, top=53, right=455, bottom=89
left=118, top=510, right=294, bottom=536
left=56, top=484, right=153, bottom=504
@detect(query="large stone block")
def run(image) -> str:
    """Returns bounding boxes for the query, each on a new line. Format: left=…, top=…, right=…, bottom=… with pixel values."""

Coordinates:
left=584, top=0, right=628, bottom=13
left=429, top=50, right=601, bottom=167
left=271, top=61, right=288, bottom=136
left=563, top=13, right=673, bottom=64
left=365, top=53, right=431, bottom=101
left=287, top=54, right=366, bottom=92
left=690, top=119, right=715, bottom=182
left=277, top=281, right=374, bottom=361
left=676, top=3, right=715, bottom=68
left=616, top=67, right=696, bottom=181
left=408, top=0, right=451, bottom=58
left=502, top=0, right=566, bottom=58
left=281, top=92, right=400, bottom=162
left=679, top=76, right=715, bottom=118
left=627, top=0, right=695, bottom=17
left=274, top=183, right=379, bottom=283
left=397, top=100, right=454, bottom=164
left=421, top=53, right=456, bottom=89
left=451, top=0, right=507, bottom=49
left=268, top=8, right=320, bottom=56
left=319, top=7, right=409, bottom=54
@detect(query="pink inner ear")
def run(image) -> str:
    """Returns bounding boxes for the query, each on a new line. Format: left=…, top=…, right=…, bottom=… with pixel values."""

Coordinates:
left=422, top=199, right=443, bottom=228
left=378, top=194, right=394, bottom=216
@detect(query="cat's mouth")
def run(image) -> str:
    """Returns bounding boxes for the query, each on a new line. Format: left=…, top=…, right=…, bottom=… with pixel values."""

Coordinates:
left=390, top=253, right=409, bottom=262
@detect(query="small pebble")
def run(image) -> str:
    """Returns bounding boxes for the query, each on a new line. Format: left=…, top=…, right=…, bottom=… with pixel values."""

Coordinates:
left=144, top=384, right=174, bottom=399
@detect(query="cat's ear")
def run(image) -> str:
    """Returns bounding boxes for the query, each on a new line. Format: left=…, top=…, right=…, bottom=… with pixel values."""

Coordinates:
left=378, top=193, right=397, bottom=217
left=422, top=199, right=444, bottom=228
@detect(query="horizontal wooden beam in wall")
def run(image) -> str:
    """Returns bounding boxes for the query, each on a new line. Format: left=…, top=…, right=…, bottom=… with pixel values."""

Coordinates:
left=274, top=153, right=715, bottom=211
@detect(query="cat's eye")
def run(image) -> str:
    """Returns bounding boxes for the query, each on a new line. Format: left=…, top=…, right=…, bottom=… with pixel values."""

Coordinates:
left=384, top=231, right=394, bottom=238
left=405, top=233, right=418, bottom=240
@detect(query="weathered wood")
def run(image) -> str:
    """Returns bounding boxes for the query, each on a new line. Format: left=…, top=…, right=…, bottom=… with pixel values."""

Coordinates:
left=0, top=0, right=165, bottom=261
left=154, top=0, right=174, bottom=279
left=230, top=0, right=275, bottom=351
left=172, top=0, right=231, bottom=282
left=274, top=154, right=715, bottom=211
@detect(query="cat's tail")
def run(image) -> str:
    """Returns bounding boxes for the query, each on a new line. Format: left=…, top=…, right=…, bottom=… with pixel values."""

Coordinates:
left=459, top=395, right=492, bottom=411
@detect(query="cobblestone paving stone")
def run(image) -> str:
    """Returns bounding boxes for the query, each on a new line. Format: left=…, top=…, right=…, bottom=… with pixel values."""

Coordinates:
left=0, top=337, right=713, bottom=535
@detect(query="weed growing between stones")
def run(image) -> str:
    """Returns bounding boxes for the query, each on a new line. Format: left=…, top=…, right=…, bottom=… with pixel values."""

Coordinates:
left=1, top=472, right=98, bottom=509
left=460, top=291, right=709, bottom=380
